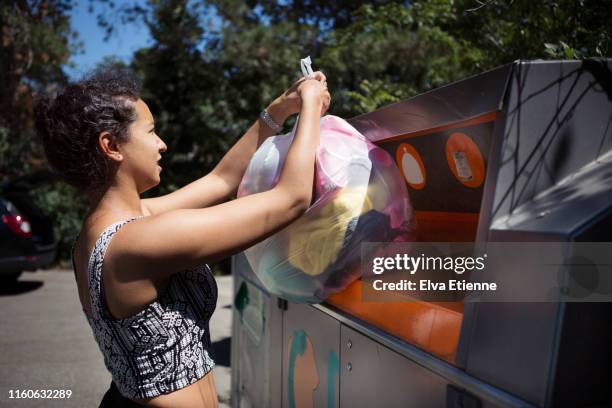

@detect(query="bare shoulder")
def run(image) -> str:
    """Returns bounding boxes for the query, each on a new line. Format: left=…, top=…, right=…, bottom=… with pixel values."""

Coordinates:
left=73, top=214, right=133, bottom=315
left=78, top=213, right=147, bottom=271
left=103, top=210, right=196, bottom=278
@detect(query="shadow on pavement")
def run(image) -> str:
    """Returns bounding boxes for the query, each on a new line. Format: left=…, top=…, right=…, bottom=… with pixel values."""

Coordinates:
left=211, top=337, right=231, bottom=367
left=0, top=280, right=43, bottom=295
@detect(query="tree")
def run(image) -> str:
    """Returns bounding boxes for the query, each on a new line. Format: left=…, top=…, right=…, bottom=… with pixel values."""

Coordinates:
left=449, top=0, right=612, bottom=62
left=0, top=0, right=76, bottom=178
left=0, top=0, right=87, bottom=263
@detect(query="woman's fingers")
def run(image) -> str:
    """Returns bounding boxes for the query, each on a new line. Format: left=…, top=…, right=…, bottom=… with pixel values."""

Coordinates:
left=321, top=89, right=331, bottom=115
left=286, top=76, right=306, bottom=95
left=311, top=71, right=326, bottom=83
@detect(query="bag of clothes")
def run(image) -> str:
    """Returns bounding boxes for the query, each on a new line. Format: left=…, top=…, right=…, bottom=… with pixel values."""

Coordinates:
left=238, top=115, right=414, bottom=302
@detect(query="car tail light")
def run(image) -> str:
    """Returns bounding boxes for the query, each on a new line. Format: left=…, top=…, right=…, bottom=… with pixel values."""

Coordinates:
left=2, top=214, right=32, bottom=238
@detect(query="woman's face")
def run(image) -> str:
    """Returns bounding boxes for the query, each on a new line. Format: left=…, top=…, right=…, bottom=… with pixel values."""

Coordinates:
left=118, top=99, right=167, bottom=193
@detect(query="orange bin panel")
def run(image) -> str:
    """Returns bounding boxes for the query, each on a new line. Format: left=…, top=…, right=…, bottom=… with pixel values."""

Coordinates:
left=325, top=211, right=479, bottom=363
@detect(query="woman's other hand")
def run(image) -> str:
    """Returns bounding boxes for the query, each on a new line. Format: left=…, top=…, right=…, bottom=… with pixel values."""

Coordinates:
left=268, top=71, right=330, bottom=122
left=321, top=87, right=331, bottom=116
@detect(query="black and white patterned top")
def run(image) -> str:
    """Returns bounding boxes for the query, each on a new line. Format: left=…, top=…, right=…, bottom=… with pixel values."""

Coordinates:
left=72, top=217, right=217, bottom=399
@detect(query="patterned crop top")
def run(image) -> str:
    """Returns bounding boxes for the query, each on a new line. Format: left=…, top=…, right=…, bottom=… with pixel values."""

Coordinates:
left=71, top=217, right=218, bottom=399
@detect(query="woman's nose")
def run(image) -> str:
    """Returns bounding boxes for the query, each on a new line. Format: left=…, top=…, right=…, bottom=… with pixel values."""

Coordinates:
left=159, top=138, right=167, bottom=153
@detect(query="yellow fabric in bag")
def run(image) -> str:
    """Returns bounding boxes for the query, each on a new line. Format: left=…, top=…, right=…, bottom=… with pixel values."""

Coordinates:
left=287, top=186, right=373, bottom=276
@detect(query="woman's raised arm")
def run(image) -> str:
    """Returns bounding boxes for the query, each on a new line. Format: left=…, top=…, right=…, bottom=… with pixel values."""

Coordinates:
left=107, top=79, right=327, bottom=279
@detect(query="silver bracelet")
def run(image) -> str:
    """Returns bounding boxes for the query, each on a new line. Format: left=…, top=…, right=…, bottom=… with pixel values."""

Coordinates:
left=260, top=109, right=282, bottom=132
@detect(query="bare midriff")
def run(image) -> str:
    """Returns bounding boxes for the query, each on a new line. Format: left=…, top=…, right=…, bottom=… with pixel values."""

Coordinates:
left=129, top=370, right=218, bottom=407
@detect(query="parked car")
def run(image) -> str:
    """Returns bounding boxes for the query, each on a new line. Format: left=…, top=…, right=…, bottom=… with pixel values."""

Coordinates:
left=0, top=172, right=57, bottom=281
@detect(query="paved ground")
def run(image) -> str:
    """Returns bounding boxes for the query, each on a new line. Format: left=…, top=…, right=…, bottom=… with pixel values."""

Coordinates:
left=0, top=269, right=233, bottom=407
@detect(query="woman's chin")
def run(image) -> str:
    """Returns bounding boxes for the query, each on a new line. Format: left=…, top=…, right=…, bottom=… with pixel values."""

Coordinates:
left=153, top=166, right=162, bottom=181
left=141, top=176, right=161, bottom=193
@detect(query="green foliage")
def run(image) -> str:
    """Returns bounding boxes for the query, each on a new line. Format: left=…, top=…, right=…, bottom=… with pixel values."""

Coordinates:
left=345, top=80, right=405, bottom=115
left=32, top=182, right=88, bottom=263
left=320, top=1, right=480, bottom=115
left=0, top=0, right=75, bottom=178
left=449, top=0, right=612, bottom=65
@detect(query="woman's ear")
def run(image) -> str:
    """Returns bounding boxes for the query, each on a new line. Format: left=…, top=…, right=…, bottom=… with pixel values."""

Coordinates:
left=98, top=131, right=123, bottom=162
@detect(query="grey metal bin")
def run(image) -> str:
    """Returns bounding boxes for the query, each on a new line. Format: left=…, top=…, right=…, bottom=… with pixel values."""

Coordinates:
left=231, top=59, right=612, bottom=408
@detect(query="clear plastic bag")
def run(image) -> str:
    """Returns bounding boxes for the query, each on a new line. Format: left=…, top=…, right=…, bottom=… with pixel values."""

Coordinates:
left=238, top=115, right=414, bottom=302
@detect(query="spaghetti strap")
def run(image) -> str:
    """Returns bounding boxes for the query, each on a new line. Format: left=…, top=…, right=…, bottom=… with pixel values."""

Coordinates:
left=70, top=217, right=143, bottom=320
left=87, top=217, right=143, bottom=320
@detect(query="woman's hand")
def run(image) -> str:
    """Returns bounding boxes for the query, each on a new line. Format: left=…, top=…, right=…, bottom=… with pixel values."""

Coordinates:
left=297, top=78, right=328, bottom=110
left=267, top=71, right=330, bottom=123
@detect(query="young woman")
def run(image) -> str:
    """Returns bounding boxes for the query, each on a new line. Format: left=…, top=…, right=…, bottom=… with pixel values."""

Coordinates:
left=35, top=68, right=330, bottom=407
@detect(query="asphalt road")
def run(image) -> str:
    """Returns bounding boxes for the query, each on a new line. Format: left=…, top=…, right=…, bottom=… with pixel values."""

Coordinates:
left=0, top=269, right=233, bottom=408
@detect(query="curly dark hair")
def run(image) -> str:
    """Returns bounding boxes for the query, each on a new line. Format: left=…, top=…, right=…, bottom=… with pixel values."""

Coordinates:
left=35, top=67, right=141, bottom=195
